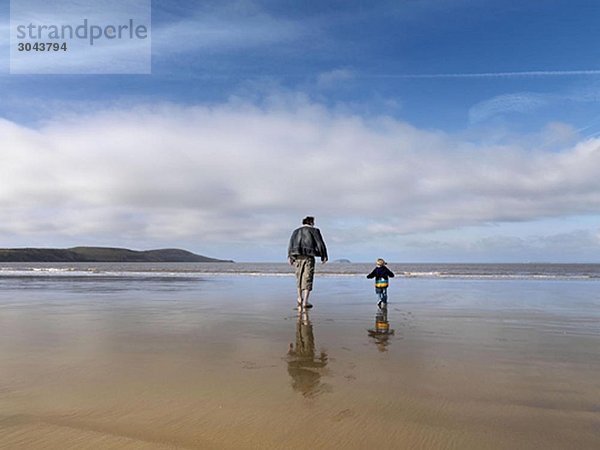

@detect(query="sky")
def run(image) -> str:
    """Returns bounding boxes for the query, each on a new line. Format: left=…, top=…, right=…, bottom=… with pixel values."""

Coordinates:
left=2, top=0, right=600, bottom=262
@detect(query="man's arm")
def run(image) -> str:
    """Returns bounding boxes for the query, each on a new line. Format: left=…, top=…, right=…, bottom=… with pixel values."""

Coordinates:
left=314, top=228, right=328, bottom=262
left=287, top=229, right=297, bottom=264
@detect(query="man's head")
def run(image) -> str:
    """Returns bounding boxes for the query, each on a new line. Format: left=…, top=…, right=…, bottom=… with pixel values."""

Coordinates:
left=302, top=216, right=315, bottom=226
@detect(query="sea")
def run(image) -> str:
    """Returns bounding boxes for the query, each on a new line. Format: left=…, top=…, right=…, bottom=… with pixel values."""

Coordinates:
left=2, top=261, right=600, bottom=280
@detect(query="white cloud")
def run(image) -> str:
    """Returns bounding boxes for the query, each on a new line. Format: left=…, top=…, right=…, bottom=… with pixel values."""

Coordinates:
left=468, top=85, right=600, bottom=125
left=152, top=12, right=305, bottom=56
left=317, top=69, right=355, bottom=88
left=394, top=70, right=600, bottom=79
left=469, top=92, right=554, bottom=123
left=2, top=97, right=600, bottom=249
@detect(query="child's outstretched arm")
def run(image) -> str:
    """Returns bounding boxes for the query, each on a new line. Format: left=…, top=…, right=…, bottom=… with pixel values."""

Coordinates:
left=367, top=268, right=377, bottom=279
left=385, top=267, right=395, bottom=277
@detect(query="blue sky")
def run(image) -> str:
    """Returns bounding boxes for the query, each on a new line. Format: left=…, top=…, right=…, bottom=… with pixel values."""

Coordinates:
left=2, top=0, right=600, bottom=262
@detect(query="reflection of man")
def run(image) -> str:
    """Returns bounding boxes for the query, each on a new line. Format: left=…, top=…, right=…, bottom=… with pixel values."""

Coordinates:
left=287, top=311, right=329, bottom=397
left=288, top=216, right=328, bottom=309
left=368, top=304, right=394, bottom=352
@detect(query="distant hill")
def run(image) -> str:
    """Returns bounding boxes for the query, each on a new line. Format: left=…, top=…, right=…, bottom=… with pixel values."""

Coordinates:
left=332, top=258, right=352, bottom=263
left=0, top=247, right=233, bottom=263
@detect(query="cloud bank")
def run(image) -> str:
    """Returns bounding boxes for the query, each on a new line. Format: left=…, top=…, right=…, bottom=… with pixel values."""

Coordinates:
left=2, top=97, right=600, bottom=250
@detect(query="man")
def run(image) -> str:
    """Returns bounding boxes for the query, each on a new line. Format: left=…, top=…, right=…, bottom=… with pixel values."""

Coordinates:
left=287, top=310, right=329, bottom=396
left=288, top=216, right=328, bottom=309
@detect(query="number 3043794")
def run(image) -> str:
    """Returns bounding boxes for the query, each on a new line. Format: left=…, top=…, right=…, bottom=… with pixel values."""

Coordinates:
left=17, top=42, right=67, bottom=51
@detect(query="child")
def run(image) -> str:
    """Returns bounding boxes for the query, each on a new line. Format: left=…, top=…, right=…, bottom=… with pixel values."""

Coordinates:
left=366, top=258, right=395, bottom=307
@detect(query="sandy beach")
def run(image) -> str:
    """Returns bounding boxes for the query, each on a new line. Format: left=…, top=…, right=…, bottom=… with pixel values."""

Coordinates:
left=1, top=272, right=599, bottom=449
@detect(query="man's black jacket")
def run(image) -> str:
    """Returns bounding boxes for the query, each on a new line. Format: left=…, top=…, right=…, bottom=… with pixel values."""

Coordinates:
left=288, top=225, right=328, bottom=261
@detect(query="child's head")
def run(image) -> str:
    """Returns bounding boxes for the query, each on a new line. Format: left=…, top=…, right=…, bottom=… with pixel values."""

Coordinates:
left=376, top=258, right=386, bottom=266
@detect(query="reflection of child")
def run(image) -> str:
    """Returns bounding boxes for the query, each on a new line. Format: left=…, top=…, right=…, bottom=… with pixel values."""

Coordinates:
left=366, top=258, right=395, bottom=307
left=368, top=303, right=394, bottom=352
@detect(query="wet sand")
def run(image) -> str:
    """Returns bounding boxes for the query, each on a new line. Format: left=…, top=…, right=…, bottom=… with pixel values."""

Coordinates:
left=1, top=276, right=599, bottom=449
